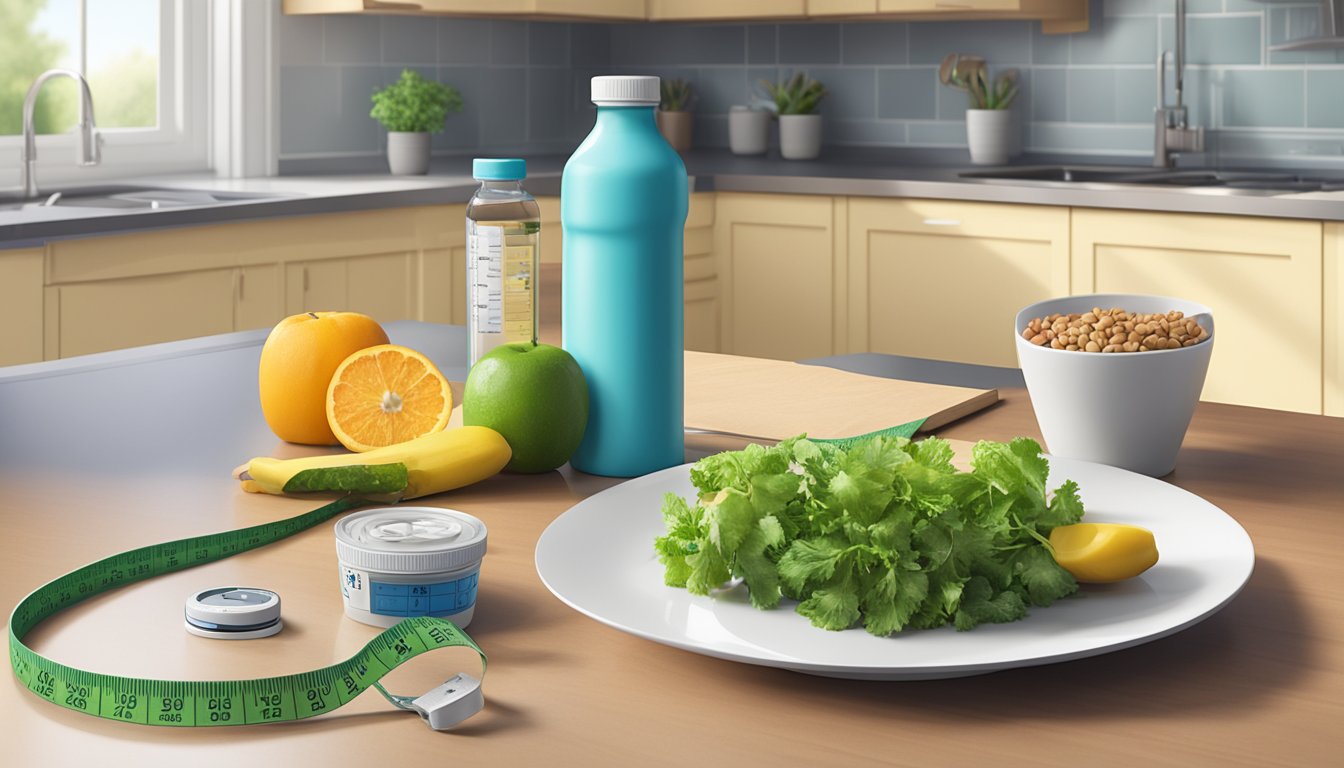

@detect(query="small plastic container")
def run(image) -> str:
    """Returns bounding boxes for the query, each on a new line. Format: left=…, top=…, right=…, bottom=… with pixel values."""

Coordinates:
left=334, top=507, right=487, bottom=629
left=467, top=157, right=540, bottom=367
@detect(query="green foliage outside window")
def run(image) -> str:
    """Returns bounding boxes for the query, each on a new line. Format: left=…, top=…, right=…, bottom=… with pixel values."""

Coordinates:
left=369, top=69, right=464, bottom=134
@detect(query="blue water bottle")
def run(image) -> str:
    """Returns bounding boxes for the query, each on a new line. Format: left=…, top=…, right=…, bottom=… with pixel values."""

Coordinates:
left=562, top=76, right=689, bottom=477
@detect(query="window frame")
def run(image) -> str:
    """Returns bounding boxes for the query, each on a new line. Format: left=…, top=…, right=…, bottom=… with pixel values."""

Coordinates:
left=0, top=0, right=211, bottom=188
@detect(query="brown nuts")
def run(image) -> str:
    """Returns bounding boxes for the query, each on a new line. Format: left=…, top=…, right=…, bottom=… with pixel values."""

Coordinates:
left=1022, top=307, right=1209, bottom=354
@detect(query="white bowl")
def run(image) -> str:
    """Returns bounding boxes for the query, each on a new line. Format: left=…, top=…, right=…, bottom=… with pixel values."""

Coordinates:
left=1014, top=294, right=1214, bottom=477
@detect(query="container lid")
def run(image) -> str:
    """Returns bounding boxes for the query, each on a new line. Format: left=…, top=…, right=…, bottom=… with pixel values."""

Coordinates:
left=473, top=158, right=526, bottom=181
left=591, top=75, right=659, bottom=105
left=335, top=507, right=487, bottom=574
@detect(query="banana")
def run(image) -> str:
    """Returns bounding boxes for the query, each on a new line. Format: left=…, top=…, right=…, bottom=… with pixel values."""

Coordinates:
left=235, top=426, right=511, bottom=500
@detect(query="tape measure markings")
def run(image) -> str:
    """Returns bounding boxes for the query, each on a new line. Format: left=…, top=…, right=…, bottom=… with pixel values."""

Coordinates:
left=8, top=496, right=486, bottom=728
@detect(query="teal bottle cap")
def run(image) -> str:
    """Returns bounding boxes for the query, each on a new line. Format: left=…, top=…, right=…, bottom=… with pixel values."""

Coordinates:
left=472, top=158, right=526, bottom=181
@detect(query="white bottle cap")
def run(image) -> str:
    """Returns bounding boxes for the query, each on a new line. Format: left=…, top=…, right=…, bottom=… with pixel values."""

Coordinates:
left=591, top=75, right=660, bottom=106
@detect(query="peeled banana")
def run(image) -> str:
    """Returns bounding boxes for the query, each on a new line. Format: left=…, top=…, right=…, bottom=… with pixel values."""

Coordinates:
left=235, top=426, right=511, bottom=500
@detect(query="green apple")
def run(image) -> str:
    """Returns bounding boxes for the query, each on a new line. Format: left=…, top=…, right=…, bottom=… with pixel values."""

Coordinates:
left=462, top=342, right=589, bottom=473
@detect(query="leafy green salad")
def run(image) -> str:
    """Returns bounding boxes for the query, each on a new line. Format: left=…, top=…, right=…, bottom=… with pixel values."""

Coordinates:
left=655, top=435, right=1084, bottom=634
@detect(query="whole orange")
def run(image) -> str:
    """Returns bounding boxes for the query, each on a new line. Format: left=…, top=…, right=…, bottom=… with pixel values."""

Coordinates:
left=258, top=312, right=389, bottom=444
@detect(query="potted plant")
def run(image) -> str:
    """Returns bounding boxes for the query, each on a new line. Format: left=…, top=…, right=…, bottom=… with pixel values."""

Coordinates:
left=939, top=53, right=1019, bottom=166
left=657, top=78, right=694, bottom=152
left=370, top=69, right=463, bottom=175
left=728, top=105, right=771, bottom=156
left=760, top=72, right=827, bottom=160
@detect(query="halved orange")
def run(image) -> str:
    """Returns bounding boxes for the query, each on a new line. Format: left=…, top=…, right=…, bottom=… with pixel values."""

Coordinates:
left=326, top=344, right=453, bottom=452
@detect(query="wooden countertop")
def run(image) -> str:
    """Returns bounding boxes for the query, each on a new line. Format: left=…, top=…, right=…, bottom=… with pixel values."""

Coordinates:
left=2, top=272, right=1341, bottom=766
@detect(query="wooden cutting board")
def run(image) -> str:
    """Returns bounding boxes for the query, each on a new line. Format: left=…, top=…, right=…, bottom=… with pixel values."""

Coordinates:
left=684, top=351, right=998, bottom=441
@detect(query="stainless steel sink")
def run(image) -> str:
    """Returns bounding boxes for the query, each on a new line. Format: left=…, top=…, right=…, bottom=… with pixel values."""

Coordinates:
left=0, top=186, right=291, bottom=212
left=960, top=166, right=1344, bottom=193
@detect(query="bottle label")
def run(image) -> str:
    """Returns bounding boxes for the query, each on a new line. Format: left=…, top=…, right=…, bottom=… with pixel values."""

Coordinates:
left=469, top=224, right=504, bottom=334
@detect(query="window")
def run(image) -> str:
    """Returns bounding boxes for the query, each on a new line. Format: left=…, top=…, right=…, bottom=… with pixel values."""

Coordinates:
left=0, top=0, right=209, bottom=185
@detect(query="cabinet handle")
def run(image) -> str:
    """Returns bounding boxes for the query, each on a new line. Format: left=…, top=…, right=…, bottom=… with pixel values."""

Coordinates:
left=922, top=218, right=962, bottom=227
left=303, top=266, right=309, bottom=292
left=237, top=272, right=245, bottom=301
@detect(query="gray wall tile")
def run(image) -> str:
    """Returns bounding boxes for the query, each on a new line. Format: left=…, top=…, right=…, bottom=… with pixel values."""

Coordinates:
left=528, top=68, right=571, bottom=142
left=1307, top=70, right=1344, bottom=128
left=812, top=67, right=876, bottom=120
left=277, top=14, right=323, bottom=67
left=1071, top=16, right=1156, bottom=66
left=1028, top=124, right=1150, bottom=153
left=1031, top=26, right=1069, bottom=65
left=779, top=23, right=840, bottom=65
left=1115, top=68, right=1155, bottom=125
left=841, top=23, right=905, bottom=65
left=570, top=24, right=610, bottom=67
left=1068, top=69, right=1115, bottom=123
left=908, top=121, right=966, bottom=146
left=528, top=22, right=570, bottom=67
left=479, top=68, right=528, bottom=147
left=747, top=25, right=777, bottom=64
left=908, top=21, right=1032, bottom=66
left=1031, top=68, right=1067, bottom=122
left=694, top=68, right=749, bottom=115
left=381, top=16, right=437, bottom=64
left=879, top=69, right=935, bottom=120
left=324, top=16, right=381, bottom=64
left=279, top=66, right=342, bottom=155
left=610, top=24, right=745, bottom=66
left=1160, top=15, right=1262, bottom=66
left=438, top=19, right=491, bottom=65
left=491, top=21, right=527, bottom=66
left=435, top=66, right=479, bottom=151
left=1224, top=69, right=1304, bottom=128
left=830, top=119, right=906, bottom=145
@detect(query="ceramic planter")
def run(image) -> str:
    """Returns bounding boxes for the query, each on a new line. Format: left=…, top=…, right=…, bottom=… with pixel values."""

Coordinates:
left=965, top=109, right=1014, bottom=166
left=656, top=110, right=694, bottom=152
left=387, top=131, right=431, bottom=175
left=728, top=107, right=770, bottom=155
left=779, top=114, right=822, bottom=160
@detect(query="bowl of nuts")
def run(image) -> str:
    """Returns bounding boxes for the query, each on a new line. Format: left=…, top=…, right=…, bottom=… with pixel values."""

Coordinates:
left=1014, top=294, right=1214, bottom=477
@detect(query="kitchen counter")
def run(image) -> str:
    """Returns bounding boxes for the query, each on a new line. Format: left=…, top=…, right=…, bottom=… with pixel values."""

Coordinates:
left=1, top=319, right=1341, bottom=766
left=8, top=148, right=1344, bottom=246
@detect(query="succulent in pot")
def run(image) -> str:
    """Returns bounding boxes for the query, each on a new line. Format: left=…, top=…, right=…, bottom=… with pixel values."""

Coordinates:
left=370, top=69, right=464, bottom=175
left=759, top=72, right=827, bottom=160
left=656, top=78, right=695, bottom=153
left=938, top=53, right=1019, bottom=166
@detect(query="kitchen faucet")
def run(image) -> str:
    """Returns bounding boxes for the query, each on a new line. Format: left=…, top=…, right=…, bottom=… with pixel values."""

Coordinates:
left=19, top=69, right=103, bottom=199
left=1154, top=0, right=1204, bottom=167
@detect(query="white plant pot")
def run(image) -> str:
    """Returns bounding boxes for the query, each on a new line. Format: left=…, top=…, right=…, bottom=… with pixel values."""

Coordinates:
left=778, top=114, right=822, bottom=160
left=965, top=109, right=1014, bottom=166
left=729, top=107, right=770, bottom=155
left=387, top=131, right=431, bottom=175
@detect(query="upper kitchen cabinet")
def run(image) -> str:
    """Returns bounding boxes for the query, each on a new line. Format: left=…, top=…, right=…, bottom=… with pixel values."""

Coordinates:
left=282, top=0, right=646, bottom=20
left=647, top=1, right=806, bottom=21
left=848, top=198, right=1069, bottom=368
left=714, top=193, right=846, bottom=361
left=807, top=1, right=878, bottom=18
left=876, top=0, right=1087, bottom=32
left=1072, top=209, right=1324, bottom=415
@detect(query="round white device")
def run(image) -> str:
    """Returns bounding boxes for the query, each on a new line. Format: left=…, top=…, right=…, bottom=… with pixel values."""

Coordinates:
left=334, top=507, right=488, bottom=629
left=184, top=587, right=282, bottom=640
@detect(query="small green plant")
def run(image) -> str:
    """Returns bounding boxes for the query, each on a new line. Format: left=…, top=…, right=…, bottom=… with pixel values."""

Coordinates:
left=369, top=69, right=463, bottom=133
left=759, top=72, right=826, bottom=116
left=660, top=78, right=693, bottom=112
left=938, top=53, right=1018, bottom=110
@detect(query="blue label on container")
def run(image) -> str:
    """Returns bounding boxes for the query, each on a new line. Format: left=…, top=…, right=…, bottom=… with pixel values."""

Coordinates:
left=369, top=572, right=478, bottom=617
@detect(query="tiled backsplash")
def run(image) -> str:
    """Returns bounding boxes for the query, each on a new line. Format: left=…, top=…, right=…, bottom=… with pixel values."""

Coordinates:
left=277, top=0, right=1344, bottom=165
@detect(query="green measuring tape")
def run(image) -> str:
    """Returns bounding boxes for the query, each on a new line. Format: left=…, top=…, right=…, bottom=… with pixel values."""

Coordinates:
left=8, top=496, right=487, bottom=729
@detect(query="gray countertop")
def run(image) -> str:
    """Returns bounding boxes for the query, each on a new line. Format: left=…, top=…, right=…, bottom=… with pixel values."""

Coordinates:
left=6, top=147, right=1344, bottom=247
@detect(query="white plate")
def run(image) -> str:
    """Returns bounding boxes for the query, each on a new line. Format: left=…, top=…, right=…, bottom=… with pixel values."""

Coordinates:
left=535, top=457, right=1255, bottom=680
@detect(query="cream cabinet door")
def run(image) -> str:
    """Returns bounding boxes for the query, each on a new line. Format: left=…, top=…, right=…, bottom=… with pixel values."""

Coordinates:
left=684, top=194, right=718, bottom=352
left=285, top=254, right=416, bottom=321
left=848, top=198, right=1070, bottom=367
left=47, top=269, right=237, bottom=359
left=1072, top=209, right=1323, bottom=414
left=648, top=0, right=805, bottom=20
left=809, top=0, right=878, bottom=15
left=1325, top=224, right=1343, bottom=417
left=0, top=247, right=44, bottom=365
left=714, top=193, right=845, bottom=360
left=234, top=264, right=283, bottom=332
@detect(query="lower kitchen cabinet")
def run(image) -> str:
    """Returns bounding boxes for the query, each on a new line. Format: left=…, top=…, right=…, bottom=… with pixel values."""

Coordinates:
left=1071, top=209, right=1323, bottom=414
left=0, top=247, right=44, bottom=365
left=683, top=194, right=718, bottom=352
left=35, top=206, right=464, bottom=360
left=713, top=192, right=846, bottom=360
left=847, top=198, right=1070, bottom=368
left=1326, top=224, right=1344, bottom=418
